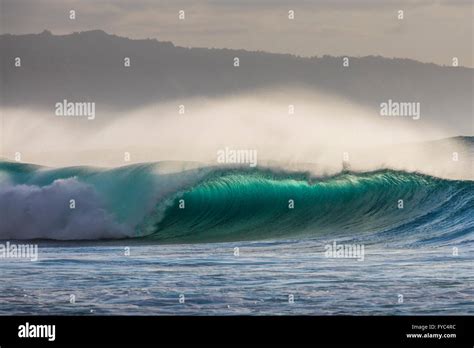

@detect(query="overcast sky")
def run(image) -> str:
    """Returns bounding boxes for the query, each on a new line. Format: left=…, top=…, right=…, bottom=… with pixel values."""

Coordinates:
left=1, top=0, right=472, bottom=67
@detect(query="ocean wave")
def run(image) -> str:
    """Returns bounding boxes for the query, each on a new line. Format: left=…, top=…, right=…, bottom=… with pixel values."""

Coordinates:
left=0, top=160, right=472, bottom=244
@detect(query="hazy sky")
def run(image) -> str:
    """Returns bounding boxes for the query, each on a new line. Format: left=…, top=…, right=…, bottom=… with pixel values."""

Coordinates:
left=1, top=0, right=473, bottom=66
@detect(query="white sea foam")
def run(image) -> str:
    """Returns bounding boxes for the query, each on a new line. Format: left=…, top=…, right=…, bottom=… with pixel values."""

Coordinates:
left=0, top=178, right=132, bottom=240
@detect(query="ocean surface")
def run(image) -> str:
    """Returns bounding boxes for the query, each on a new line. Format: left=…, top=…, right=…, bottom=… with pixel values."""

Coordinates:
left=0, top=241, right=473, bottom=315
left=0, top=152, right=473, bottom=315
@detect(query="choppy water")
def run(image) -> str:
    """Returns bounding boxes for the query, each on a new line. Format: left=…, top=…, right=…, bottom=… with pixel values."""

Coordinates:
left=1, top=239, right=472, bottom=315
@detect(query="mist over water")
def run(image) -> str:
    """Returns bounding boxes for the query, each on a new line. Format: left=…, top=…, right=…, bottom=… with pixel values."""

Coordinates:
left=1, top=89, right=471, bottom=180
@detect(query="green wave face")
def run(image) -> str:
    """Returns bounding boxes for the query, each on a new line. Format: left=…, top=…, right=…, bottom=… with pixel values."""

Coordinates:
left=1, top=160, right=472, bottom=243
left=144, top=170, right=473, bottom=243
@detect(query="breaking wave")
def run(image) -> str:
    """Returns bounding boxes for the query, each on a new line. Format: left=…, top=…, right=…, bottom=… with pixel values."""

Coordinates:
left=0, top=160, right=472, bottom=245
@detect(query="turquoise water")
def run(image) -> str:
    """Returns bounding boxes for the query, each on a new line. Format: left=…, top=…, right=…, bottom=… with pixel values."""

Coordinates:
left=1, top=161, right=472, bottom=244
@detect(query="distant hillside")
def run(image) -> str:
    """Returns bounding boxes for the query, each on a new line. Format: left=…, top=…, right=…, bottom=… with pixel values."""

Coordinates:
left=0, top=30, right=472, bottom=132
